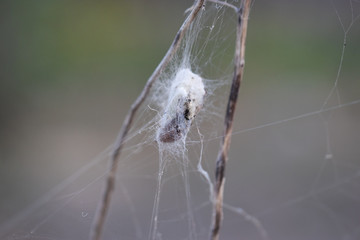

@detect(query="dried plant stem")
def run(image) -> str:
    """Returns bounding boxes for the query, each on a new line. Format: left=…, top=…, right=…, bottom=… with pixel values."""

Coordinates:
left=207, top=0, right=239, bottom=12
left=89, top=1, right=205, bottom=239
left=211, top=0, right=251, bottom=240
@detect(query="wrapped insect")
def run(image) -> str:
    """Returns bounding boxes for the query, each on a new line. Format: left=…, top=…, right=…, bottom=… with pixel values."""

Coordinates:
left=157, top=68, right=206, bottom=143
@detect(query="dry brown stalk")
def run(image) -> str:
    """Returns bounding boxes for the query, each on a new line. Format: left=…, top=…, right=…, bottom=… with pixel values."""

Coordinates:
left=89, top=1, right=205, bottom=239
left=211, top=0, right=252, bottom=239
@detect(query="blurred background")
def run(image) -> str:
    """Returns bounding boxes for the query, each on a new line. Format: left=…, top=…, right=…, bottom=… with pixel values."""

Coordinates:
left=1, top=0, right=360, bottom=239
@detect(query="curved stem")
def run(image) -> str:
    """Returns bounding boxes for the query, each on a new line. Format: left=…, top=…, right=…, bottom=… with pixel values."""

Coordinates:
left=207, top=0, right=239, bottom=12
left=210, top=0, right=252, bottom=239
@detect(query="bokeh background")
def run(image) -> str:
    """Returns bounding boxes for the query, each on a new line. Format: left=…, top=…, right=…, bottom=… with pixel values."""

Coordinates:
left=1, top=0, right=360, bottom=239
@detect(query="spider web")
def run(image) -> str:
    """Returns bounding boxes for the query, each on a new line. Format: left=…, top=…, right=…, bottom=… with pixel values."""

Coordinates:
left=1, top=0, right=360, bottom=240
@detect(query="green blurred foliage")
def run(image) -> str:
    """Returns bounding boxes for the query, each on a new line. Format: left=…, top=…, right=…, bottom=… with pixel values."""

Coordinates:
left=1, top=0, right=359, bottom=94
left=2, top=1, right=191, bottom=91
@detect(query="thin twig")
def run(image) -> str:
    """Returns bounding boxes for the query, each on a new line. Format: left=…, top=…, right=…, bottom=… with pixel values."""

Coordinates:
left=207, top=0, right=239, bottom=12
left=223, top=204, right=269, bottom=240
left=210, top=0, right=251, bottom=240
left=89, top=1, right=205, bottom=239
